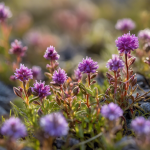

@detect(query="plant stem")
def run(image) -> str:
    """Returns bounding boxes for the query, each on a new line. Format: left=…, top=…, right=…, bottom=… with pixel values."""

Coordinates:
left=23, top=81, right=29, bottom=105
left=125, top=53, right=129, bottom=96
left=114, top=71, right=117, bottom=102
left=86, top=73, right=90, bottom=108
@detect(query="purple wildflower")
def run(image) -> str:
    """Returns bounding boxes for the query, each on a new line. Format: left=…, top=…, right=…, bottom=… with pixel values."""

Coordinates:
left=44, top=45, right=60, bottom=60
left=106, top=54, right=124, bottom=72
left=32, top=66, right=42, bottom=80
left=115, top=32, right=139, bottom=54
left=40, top=112, right=68, bottom=137
left=52, top=68, right=67, bottom=85
left=78, top=57, right=98, bottom=74
left=115, top=18, right=135, bottom=31
left=101, top=102, right=123, bottom=120
left=74, top=68, right=82, bottom=81
left=131, top=117, right=150, bottom=135
left=14, top=64, right=33, bottom=82
left=1, top=117, right=26, bottom=139
left=138, top=28, right=150, bottom=42
left=9, top=40, right=27, bottom=57
left=0, top=3, right=12, bottom=22
left=32, top=80, right=51, bottom=99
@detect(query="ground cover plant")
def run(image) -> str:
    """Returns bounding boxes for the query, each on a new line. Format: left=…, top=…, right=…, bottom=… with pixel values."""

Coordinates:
left=1, top=1, right=150, bottom=150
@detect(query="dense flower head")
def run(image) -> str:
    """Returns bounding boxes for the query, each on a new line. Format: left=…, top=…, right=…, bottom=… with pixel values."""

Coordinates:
left=115, top=18, right=135, bottom=31
left=138, top=28, right=150, bottom=42
left=40, top=112, right=68, bottom=137
left=0, top=3, right=12, bottom=22
left=74, top=68, right=82, bottom=81
left=32, top=80, right=51, bottom=99
left=32, top=66, right=42, bottom=80
left=14, top=64, right=33, bottom=82
left=115, top=32, right=139, bottom=54
left=44, top=45, right=60, bottom=60
left=78, top=57, right=98, bottom=74
left=1, top=117, right=26, bottom=139
left=52, top=68, right=67, bottom=85
left=131, top=117, right=150, bottom=135
left=9, top=40, right=27, bottom=57
left=106, top=54, right=124, bottom=72
left=101, top=102, right=123, bottom=120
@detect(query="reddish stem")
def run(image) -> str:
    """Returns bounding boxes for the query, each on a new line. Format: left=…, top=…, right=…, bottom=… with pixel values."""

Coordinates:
left=125, top=53, right=129, bottom=96
left=114, top=71, right=117, bottom=101
left=86, top=73, right=90, bottom=108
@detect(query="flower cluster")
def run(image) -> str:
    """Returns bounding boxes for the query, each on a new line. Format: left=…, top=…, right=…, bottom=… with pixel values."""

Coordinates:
left=101, top=103, right=123, bottom=120
left=32, top=81, right=51, bottom=99
left=1, top=117, right=26, bottom=139
left=52, top=68, right=67, bottom=85
left=138, top=28, right=150, bottom=42
left=106, top=54, right=124, bottom=72
left=14, top=64, right=33, bottom=82
left=74, top=68, right=82, bottom=81
left=0, top=3, right=12, bottom=22
left=78, top=57, right=98, bottom=74
left=115, top=18, right=135, bottom=31
left=115, top=32, right=139, bottom=54
left=9, top=40, right=27, bottom=57
left=40, top=112, right=68, bottom=137
left=131, top=117, right=150, bottom=135
left=44, top=45, right=60, bottom=61
left=32, top=66, right=42, bottom=80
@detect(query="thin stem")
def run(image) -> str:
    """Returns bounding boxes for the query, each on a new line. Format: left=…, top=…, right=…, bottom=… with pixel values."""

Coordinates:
left=86, top=73, right=90, bottom=108
left=23, top=81, right=29, bottom=105
left=114, top=71, right=117, bottom=102
left=125, top=53, right=129, bottom=96
left=88, top=73, right=90, bottom=87
left=50, top=60, right=54, bottom=73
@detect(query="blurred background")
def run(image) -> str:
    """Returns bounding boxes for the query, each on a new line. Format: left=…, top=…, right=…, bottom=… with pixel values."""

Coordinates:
left=0, top=0, right=150, bottom=85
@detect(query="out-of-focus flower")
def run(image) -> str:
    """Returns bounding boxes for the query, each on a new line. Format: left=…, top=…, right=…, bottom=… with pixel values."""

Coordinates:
left=32, top=81, right=51, bottom=99
left=14, top=64, right=33, bottom=82
left=44, top=45, right=60, bottom=61
left=0, top=3, right=12, bottom=22
left=131, top=117, right=150, bottom=135
left=115, top=32, right=139, bottom=54
left=101, top=102, right=123, bottom=120
left=32, top=66, right=42, bottom=80
left=78, top=57, right=98, bottom=74
left=138, top=29, right=150, bottom=42
left=9, top=40, right=27, bottom=57
left=52, top=68, right=67, bottom=85
left=74, top=68, right=82, bottom=81
left=1, top=117, right=26, bottom=139
left=40, top=112, right=68, bottom=137
left=115, top=18, right=135, bottom=31
left=106, top=54, right=124, bottom=72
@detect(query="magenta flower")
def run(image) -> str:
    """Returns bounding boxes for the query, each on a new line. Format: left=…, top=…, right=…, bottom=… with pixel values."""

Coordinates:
left=40, top=112, right=68, bottom=137
left=52, top=68, right=67, bottom=85
left=1, top=117, right=26, bottom=139
left=9, top=40, right=27, bottom=57
left=106, top=55, right=124, bottom=72
left=32, top=81, right=51, bottom=99
left=138, top=28, right=150, bottom=42
left=14, top=64, right=33, bottom=82
left=115, top=32, right=139, bottom=54
left=131, top=117, right=150, bottom=135
left=74, top=68, right=82, bottom=81
left=101, top=103, right=123, bottom=120
left=0, top=3, right=12, bottom=22
left=78, top=57, right=98, bottom=74
left=32, top=66, right=42, bottom=80
left=115, top=18, right=135, bottom=31
left=44, top=45, right=60, bottom=60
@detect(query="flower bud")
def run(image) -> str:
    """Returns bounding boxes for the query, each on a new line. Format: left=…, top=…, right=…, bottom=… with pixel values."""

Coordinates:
left=13, top=87, right=22, bottom=98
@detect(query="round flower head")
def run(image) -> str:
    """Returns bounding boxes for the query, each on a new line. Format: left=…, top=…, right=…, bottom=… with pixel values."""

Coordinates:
left=138, top=28, right=150, bottom=42
left=78, top=57, right=98, bottom=74
left=14, top=64, right=33, bottom=82
left=0, top=3, right=12, bottom=22
left=40, top=112, right=68, bottom=137
left=32, top=66, right=42, bottom=80
left=52, top=68, right=67, bottom=85
left=9, top=40, right=27, bottom=57
left=131, top=117, right=150, bottom=135
left=101, top=102, right=123, bottom=120
left=1, top=117, right=26, bottom=139
left=32, top=80, right=51, bottom=99
left=115, top=18, right=135, bottom=31
left=115, top=32, right=139, bottom=54
left=44, top=45, right=60, bottom=60
left=74, top=68, right=82, bottom=81
left=106, top=54, right=124, bottom=72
